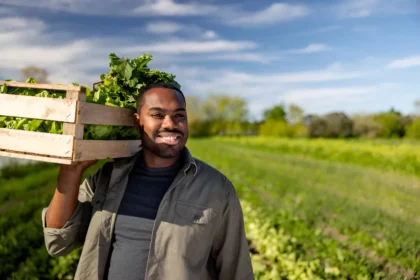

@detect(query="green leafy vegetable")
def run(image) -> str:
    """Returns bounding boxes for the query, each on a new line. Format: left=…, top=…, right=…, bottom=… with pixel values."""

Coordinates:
left=0, top=53, right=180, bottom=140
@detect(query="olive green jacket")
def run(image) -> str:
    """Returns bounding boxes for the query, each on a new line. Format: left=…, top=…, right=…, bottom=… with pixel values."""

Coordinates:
left=42, top=148, right=254, bottom=280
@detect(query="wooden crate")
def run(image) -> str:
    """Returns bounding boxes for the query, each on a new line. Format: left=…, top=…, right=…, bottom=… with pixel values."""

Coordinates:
left=0, top=81, right=141, bottom=164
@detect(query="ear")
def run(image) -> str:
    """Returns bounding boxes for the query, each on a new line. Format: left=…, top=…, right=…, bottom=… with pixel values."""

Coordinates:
left=134, top=113, right=142, bottom=133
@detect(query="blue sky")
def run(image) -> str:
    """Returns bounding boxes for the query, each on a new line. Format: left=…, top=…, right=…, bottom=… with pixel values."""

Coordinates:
left=0, top=0, right=419, bottom=120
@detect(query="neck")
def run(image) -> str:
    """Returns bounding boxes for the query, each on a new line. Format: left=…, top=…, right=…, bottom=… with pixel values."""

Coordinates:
left=142, top=149, right=181, bottom=168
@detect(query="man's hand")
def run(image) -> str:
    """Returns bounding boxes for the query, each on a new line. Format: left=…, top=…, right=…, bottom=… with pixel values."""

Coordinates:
left=64, top=159, right=98, bottom=173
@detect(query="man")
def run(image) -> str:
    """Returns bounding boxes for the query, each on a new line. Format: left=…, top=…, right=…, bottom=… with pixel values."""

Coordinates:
left=42, top=82, right=254, bottom=280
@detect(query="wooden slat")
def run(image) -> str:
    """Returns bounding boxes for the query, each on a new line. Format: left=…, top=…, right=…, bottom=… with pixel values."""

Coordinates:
left=0, top=128, right=74, bottom=158
left=77, top=102, right=136, bottom=126
left=0, top=94, right=77, bottom=122
left=63, top=123, right=84, bottom=138
left=74, top=140, right=141, bottom=161
left=0, top=81, right=81, bottom=91
left=0, top=151, right=72, bottom=164
left=63, top=89, right=85, bottom=138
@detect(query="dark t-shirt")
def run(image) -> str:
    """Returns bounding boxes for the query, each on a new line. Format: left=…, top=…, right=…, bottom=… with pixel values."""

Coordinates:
left=106, top=154, right=182, bottom=280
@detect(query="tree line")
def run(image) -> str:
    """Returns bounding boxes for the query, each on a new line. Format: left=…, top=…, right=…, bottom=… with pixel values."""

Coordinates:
left=186, top=94, right=420, bottom=139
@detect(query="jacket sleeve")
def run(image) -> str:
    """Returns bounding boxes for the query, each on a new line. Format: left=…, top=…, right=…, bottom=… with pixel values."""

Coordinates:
left=212, top=178, right=254, bottom=280
left=41, top=164, right=106, bottom=257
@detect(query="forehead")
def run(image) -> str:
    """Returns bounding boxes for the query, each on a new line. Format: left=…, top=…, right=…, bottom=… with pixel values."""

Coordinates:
left=142, top=88, right=185, bottom=108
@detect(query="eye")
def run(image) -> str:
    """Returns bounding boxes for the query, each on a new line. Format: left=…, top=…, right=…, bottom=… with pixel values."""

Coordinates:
left=152, top=113, right=164, bottom=118
left=174, top=113, right=186, bottom=118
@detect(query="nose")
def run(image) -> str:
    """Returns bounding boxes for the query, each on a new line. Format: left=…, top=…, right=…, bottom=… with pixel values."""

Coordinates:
left=162, top=115, right=176, bottom=130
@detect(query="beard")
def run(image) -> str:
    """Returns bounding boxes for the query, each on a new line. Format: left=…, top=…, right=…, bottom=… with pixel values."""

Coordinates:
left=140, top=128, right=187, bottom=159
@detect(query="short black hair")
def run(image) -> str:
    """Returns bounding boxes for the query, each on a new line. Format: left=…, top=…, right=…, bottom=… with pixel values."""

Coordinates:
left=136, top=82, right=185, bottom=113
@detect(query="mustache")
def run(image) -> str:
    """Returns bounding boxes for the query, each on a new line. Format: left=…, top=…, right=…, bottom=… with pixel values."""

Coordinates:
left=154, top=129, right=184, bottom=136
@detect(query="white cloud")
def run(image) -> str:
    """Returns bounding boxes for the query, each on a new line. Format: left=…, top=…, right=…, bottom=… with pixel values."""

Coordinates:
left=0, top=7, right=14, bottom=14
left=312, top=25, right=342, bottom=33
left=338, top=0, right=379, bottom=18
left=146, top=21, right=184, bottom=34
left=0, top=17, right=45, bottom=32
left=298, top=25, right=342, bottom=36
left=0, top=16, right=110, bottom=85
left=0, top=0, right=214, bottom=16
left=0, top=0, right=309, bottom=27
left=337, top=0, right=419, bottom=18
left=352, top=25, right=378, bottom=34
left=282, top=87, right=373, bottom=103
left=0, top=13, right=383, bottom=119
left=207, top=53, right=270, bottom=64
left=286, top=43, right=331, bottom=54
left=202, top=30, right=217, bottom=39
left=279, top=83, right=400, bottom=115
left=1, top=41, right=92, bottom=69
left=179, top=67, right=372, bottom=118
left=227, top=69, right=364, bottom=84
left=123, top=39, right=257, bottom=54
left=0, top=17, right=93, bottom=69
left=229, top=3, right=309, bottom=26
left=275, top=70, right=362, bottom=83
left=387, top=56, right=420, bottom=69
left=0, top=0, right=134, bottom=15
left=133, top=0, right=217, bottom=16
left=181, top=67, right=368, bottom=96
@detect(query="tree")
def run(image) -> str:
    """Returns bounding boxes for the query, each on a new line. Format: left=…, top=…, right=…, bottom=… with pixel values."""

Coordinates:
left=352, top=114, right=383, bottom=138
left=201, top=94, right=248, bottom=122
left=199, top=94, right=249, bottom=135
left=21, top=66, right=49, bottom=83
left=263, top=104, right=286, bottom=122
left=374, top=109, right=405, bottom=138
left=324, top=112, right=353, bottom=138
left=287, top=104, right=304, bottom=124
left=185, top=96, right=201, bottom=123
left=406, top=118, right=420, bottom=139
left=304, top=113, right=353, bottom=138
left=186, top=96, right=211, bottom=137
left=306, top=116, right=328, bottom=138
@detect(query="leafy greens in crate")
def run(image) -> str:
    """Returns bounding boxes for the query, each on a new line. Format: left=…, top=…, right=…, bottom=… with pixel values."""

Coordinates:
left=0, top=53, right=181, bottom=140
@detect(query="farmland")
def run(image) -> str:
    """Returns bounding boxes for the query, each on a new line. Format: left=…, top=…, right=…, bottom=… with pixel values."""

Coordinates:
left=0, top=137, right=419, bottom=279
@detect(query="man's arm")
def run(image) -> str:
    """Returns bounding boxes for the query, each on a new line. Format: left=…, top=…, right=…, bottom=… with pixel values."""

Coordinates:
left=42, top=160, right=98, bottom=256
left=212, top=178, right=254, bottom=280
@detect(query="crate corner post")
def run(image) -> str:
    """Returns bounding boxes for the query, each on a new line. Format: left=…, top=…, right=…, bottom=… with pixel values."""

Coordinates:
left=63, top=87, right=86, bottom=163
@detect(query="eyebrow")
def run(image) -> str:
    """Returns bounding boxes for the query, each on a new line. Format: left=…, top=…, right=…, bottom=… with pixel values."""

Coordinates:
left=148, top=107, right=186, bottom=112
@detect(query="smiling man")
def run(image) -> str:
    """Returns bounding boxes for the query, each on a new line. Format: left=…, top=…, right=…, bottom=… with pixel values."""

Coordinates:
left=42, top=82, right=254, bottom=280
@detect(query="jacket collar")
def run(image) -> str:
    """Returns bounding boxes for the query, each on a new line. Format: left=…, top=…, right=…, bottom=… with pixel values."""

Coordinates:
left=113, top=147, right=197, bottom=176
left=183, top=147, right=198, bottom=176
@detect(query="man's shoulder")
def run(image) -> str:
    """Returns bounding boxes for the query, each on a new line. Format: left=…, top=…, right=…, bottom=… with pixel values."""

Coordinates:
left=193, top=157, right=235, bottom=191
left=194, top=157, right=224, bottom=177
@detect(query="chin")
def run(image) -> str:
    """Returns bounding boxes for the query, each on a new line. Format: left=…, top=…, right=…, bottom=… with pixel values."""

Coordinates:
left=155, top=144, right=184, bottom=158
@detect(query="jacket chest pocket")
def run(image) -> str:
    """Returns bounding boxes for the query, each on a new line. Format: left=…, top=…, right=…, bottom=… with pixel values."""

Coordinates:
left=161, top=201, right=219, bottom=265
left=175, top=201, right=217, bottom=225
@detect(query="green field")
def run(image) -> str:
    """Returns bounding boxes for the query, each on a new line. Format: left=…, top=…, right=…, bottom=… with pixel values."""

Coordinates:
left=1, top=137, right=419, bottom=279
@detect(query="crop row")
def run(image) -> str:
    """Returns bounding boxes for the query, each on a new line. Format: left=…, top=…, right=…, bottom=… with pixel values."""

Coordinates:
left=216, top=136, right=420, bottom=178
left=187, top=139, right=419, bottom=279
left=0, top=160, right=103, bottom=279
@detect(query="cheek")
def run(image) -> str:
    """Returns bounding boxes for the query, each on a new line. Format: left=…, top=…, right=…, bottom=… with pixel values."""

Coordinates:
left=142, top=121, right=160, bottom=137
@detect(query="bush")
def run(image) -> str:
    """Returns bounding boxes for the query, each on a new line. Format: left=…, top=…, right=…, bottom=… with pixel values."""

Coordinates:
left=406, top=118, right=420, bottom=139
left=259, top=121, right=308, bottom=138
left=373, top=111, right=405, bottom=138
left=352, top=115, right=384, bottom=138
left=259, top=120, right=293, bottom=137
